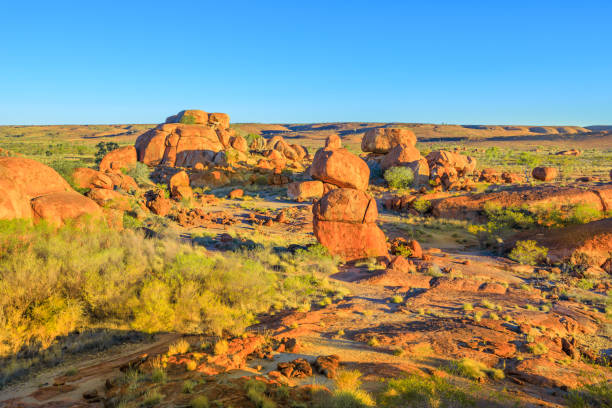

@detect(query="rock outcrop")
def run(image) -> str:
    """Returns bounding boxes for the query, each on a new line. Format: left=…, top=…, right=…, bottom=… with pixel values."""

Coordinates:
left=135, top=110, right=231, bottom=167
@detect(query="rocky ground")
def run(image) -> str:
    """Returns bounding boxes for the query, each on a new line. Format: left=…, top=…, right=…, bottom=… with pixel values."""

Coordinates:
left=0, top=111, right=611, bottom=407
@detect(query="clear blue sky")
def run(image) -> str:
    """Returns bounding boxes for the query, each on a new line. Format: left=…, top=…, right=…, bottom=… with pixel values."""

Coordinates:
left=1, top=0, right=611, bottom=125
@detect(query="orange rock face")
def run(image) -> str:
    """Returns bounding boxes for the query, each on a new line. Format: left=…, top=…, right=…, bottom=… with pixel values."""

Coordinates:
left=313, top=188, right=377, bottom=223
left=361, top=128, right=416, bottom=153
left=309, top=148, right=370, bottom=191
left=313, top=218, right=388, bottom=261
left=532, top=166, right=558, bottom=181
left=99, top=146, right=137, bottom=173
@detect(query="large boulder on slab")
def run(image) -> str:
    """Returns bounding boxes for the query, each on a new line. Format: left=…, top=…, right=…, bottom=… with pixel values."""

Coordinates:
left=362, top=128, right=416, bottom=153
left=310, top=148, right=370, bottom=191
left=169, top=170, right=193, bottom=201
left=287, top=181, right=324, bottom=202
left=532, top=166, right=558, bottom=181
left=71, top=167, right=114, bottom=190
left=99, top=146, right=137, bottom=173
left=31, top=192, right=102, bottom=226
left=380, top=144, right=422, bottom=171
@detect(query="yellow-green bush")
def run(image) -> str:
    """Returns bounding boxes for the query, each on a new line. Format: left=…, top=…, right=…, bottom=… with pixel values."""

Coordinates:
left=0, top=219, right=335, bottom=385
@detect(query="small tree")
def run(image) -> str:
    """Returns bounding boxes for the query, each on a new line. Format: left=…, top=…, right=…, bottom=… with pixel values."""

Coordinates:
left=95, top=142, right=119, bottom=165
left=509, top=240, right=548, bottom=265
left=384, top=166, right=414, bottom=189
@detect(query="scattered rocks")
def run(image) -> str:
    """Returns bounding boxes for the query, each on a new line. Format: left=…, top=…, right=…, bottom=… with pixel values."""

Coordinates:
left=277, top=358, right=312, bottom=378
left=145, top=190, right=171, bottom=216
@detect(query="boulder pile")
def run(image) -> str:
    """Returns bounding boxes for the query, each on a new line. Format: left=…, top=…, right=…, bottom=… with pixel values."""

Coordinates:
left=311, top=136, right=388, bottom=261
left=361, top=127, right=477, bottom=190
left=135, top=110, right=231, bottom=167
left=134, top=109, right=310, bottom=190
left=361, top=128, right=431, bottom=187
left=0, top=157, right=102, bottom=225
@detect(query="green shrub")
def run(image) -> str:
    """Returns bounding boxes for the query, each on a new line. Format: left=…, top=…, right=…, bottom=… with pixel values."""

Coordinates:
left=142, top=389, right=163, bottom=406
left=47, top=159, right=90, bottom=192
left=509, top=240, right=548, bottom=265
left=125, top=162, right=152, bottom=186
left=378, top=375, right=475, bottom=407
left=94, top=141, right=119, bottom=165
left=245, top=379, right=276, bottom=408
left=413, top=199, right=431, bottom=214
left=450, top=358, right=504, bottom=381
left=190, top=395, right=210, bottom=408
left=0, top=219, right=333, bottom=385
left=316, top=369, right=375, bottom=407
left=179, top=114, right=197, bottom=124
left=384, top=166, right=414, bottom=189
left=566, top=382, right=612, bottom=408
